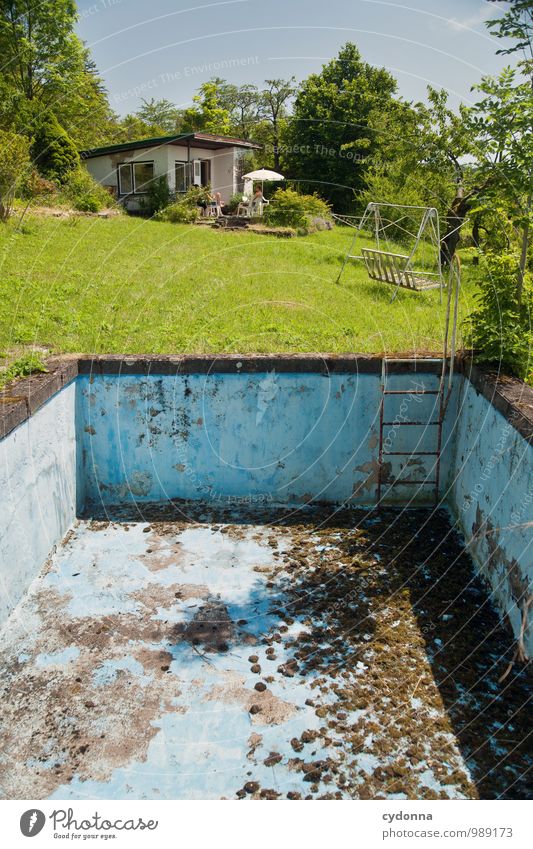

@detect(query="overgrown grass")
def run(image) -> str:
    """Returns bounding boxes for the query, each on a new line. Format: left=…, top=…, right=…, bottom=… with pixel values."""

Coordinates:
left=0, top=215, right=480, bottom=355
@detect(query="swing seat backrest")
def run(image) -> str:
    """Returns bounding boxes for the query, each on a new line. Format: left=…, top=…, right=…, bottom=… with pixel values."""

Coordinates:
left=361, top=248, right=441, bottom=291
left=362, top=248, right=412, bottom=287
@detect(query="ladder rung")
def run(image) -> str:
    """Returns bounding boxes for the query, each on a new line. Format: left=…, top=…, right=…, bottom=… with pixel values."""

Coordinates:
left=383, top=451, right=439, bottom=456
left=383, top=479, right=438, bottom=486
left=382, top=420, right=441, bottom=426
left=383, top=390, right=440, bottom=395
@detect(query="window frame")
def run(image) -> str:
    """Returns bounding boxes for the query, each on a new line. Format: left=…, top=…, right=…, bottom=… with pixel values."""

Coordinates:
left=117, top=160, right=155, bottom=196
left=175, top=160, right=189, bottom=193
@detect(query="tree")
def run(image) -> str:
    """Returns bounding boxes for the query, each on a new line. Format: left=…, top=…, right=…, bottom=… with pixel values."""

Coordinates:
left=0, top=130, right=30, bottom=220
left=469, top=67, right=532, bottom=299
left=259, top=78, right=296, bottom=169
left=282, top=43, right=397, bottom=210
left=485, top=0, right=533, bottom=299
left=231, top=84, right=261, bottom=139
left=181, top=80, right=232, bottom=134
left=31, top=114, right=79, bottom=181
left=486, top=0, right=532, bottom=61
left=0, top=1, right=116, bottom=146
left=363, top=88, right=503, bottom=266
left=136, top=98, right=181, bottom=134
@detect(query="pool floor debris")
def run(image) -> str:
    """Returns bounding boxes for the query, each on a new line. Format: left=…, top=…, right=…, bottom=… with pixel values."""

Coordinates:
left=0, top=505, right=530, bottom=800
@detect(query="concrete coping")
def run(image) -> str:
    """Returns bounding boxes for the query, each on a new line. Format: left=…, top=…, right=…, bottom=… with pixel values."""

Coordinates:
left=1, top=353, right=532, bottom=444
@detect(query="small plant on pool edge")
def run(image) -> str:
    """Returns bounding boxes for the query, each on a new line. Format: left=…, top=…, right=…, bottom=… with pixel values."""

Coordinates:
left=0, top=352, right=48, bottom=389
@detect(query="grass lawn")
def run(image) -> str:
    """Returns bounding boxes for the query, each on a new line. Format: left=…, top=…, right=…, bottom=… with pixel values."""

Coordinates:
left=0, top=213, right=479, bottom=356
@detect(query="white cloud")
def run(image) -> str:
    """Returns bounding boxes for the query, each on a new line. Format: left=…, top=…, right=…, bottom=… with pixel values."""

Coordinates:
left=447, top=3, right=492, bottom=33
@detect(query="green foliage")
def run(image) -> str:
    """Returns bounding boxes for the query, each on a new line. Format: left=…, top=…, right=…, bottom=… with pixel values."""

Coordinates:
left=0, top=130, right=31, bottom=220
left=181, top=80, right=232, bottom=134
left=486, top=0, right=532, bottom=59
left=136, top=98, right=180, bottom=134
left=155, top=185, right=209, bottom=223
left=227, top=193, right=245, bottom=213
left=259, top=78, right=296, bottom=168
left=0, top=1, right=116, bottom=147
left=264, top=188, right=332, bottom=230
left=142, top=176, right=172, bottom=216
left=32, top=115, right=79, bottom=181
left=61, top=167, right=114, bottom=212
left=19, top=169, right=56, bottom=201
left=282, top=43, right=397, bottom=211
left=465, top=252, right=532, bottom=380
left=0, top=352, right=47, bottom=389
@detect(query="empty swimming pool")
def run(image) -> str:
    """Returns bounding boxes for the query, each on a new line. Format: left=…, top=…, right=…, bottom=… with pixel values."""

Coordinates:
left=0, top=355, right=531, bottom=800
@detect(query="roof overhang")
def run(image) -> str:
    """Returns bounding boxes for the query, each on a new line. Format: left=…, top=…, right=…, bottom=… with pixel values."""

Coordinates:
left=80, top=132, right=261, bottom=160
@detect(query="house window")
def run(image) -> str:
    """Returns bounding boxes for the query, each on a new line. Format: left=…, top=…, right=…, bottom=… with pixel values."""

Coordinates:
left=175, top=161, right=189, bottom=193
left=117, top=161, right=154, bottom=195
left=118, top=163, right=133, bottom=195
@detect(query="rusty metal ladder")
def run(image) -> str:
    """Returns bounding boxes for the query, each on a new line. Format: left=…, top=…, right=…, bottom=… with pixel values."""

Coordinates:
left=376, top=257, right=461, bottom=505
left=377, top=358, right=444, bottom=504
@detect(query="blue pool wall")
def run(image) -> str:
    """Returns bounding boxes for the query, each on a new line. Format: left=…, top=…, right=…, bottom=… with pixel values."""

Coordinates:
left=77, top=367, right=445, bottom=509
left=0, top=379, right=77, bottom=624
left=0, top=355, right=531, bottom=653
left=446, top=376, right=532, bottom=652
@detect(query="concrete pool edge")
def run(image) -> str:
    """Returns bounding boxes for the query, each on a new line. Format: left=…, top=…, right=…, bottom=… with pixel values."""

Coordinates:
left=1, top=353, right=532, bottom=443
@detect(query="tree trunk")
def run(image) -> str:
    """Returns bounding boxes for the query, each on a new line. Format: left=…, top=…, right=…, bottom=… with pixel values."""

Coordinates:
left=472, top=215, right=481, bottom=265
left=517, top=190, right=531, bottom=305
left=440, top=195, right=471, bottom=267
left=272, top=118, right=280, bottom=170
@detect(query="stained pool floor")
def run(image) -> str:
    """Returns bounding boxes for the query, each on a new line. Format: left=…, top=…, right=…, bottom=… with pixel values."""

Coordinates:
left=1, top=504, right=530, bottom=800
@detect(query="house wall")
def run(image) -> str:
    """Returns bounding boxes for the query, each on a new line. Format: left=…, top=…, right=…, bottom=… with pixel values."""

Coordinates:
left=84, top=145, right=171, bottom=193
left=211, top=149, right=237, bottom=201
left=84, top=144, right=238, bottom=206
left=0, top=382, right=77, bottom=627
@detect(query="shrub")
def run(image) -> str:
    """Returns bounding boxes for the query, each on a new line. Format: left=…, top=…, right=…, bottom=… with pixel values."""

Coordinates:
left=227, top=193, right=245, bottom=213
left=264, top=188, right=332, bottom=231
left=0, top=130, right=31, bottom=221
left=142, top=175, right=172, bottom=216
left=464, top=252, right=532, bottom=381
left=155, top=185, right=210, bottom=223
left=61, top=167, right=114, bottom=212
left=157, top=200, right=198, bottom=224
left=19, top=169, right=57, bottom=201
left=31, top=115, right=79, bottom=182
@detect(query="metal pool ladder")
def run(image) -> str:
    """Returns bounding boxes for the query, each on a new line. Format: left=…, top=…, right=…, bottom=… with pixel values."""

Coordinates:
left=377, top=257, right=461, bottom=505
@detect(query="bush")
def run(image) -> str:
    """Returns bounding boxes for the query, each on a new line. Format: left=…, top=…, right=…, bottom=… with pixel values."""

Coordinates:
left=31, top=115, right=79, bottom=182
left=155, top=185, right=210, bottom=223
left=0, top=130, right=31, bottom=221
left=61, top=167, right=114, bottom=212
left=264, top=188, right=332, bottom=231
left=227, top=193, right=245, bottom=213
left=19, top=169, right=57, bottom=201
left=142, top=175, right=172, bottom=216
left=464, top=252, right=532, bottom=381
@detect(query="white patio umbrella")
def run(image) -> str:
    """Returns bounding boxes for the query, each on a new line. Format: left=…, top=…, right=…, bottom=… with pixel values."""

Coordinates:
left=242, top=169, right=284, bottom=196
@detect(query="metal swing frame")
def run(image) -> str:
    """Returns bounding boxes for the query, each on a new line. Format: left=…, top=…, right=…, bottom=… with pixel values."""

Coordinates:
left=335, top=202, right=444, bottom=298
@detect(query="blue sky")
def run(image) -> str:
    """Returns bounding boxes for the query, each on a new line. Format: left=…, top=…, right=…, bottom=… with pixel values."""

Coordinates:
left=76, top=0, right=512, bottom=116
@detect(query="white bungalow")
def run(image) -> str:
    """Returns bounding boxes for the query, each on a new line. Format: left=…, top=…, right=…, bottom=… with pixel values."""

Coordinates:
left=80, top=132, right=261, bottom=211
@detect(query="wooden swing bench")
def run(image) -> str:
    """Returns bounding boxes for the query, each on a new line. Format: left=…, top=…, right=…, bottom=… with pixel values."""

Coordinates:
left=361, top=248, right=442, bottom=291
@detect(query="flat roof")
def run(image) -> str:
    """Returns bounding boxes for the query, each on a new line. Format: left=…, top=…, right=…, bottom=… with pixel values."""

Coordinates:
left=80, top=132, right=262, bottom=159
